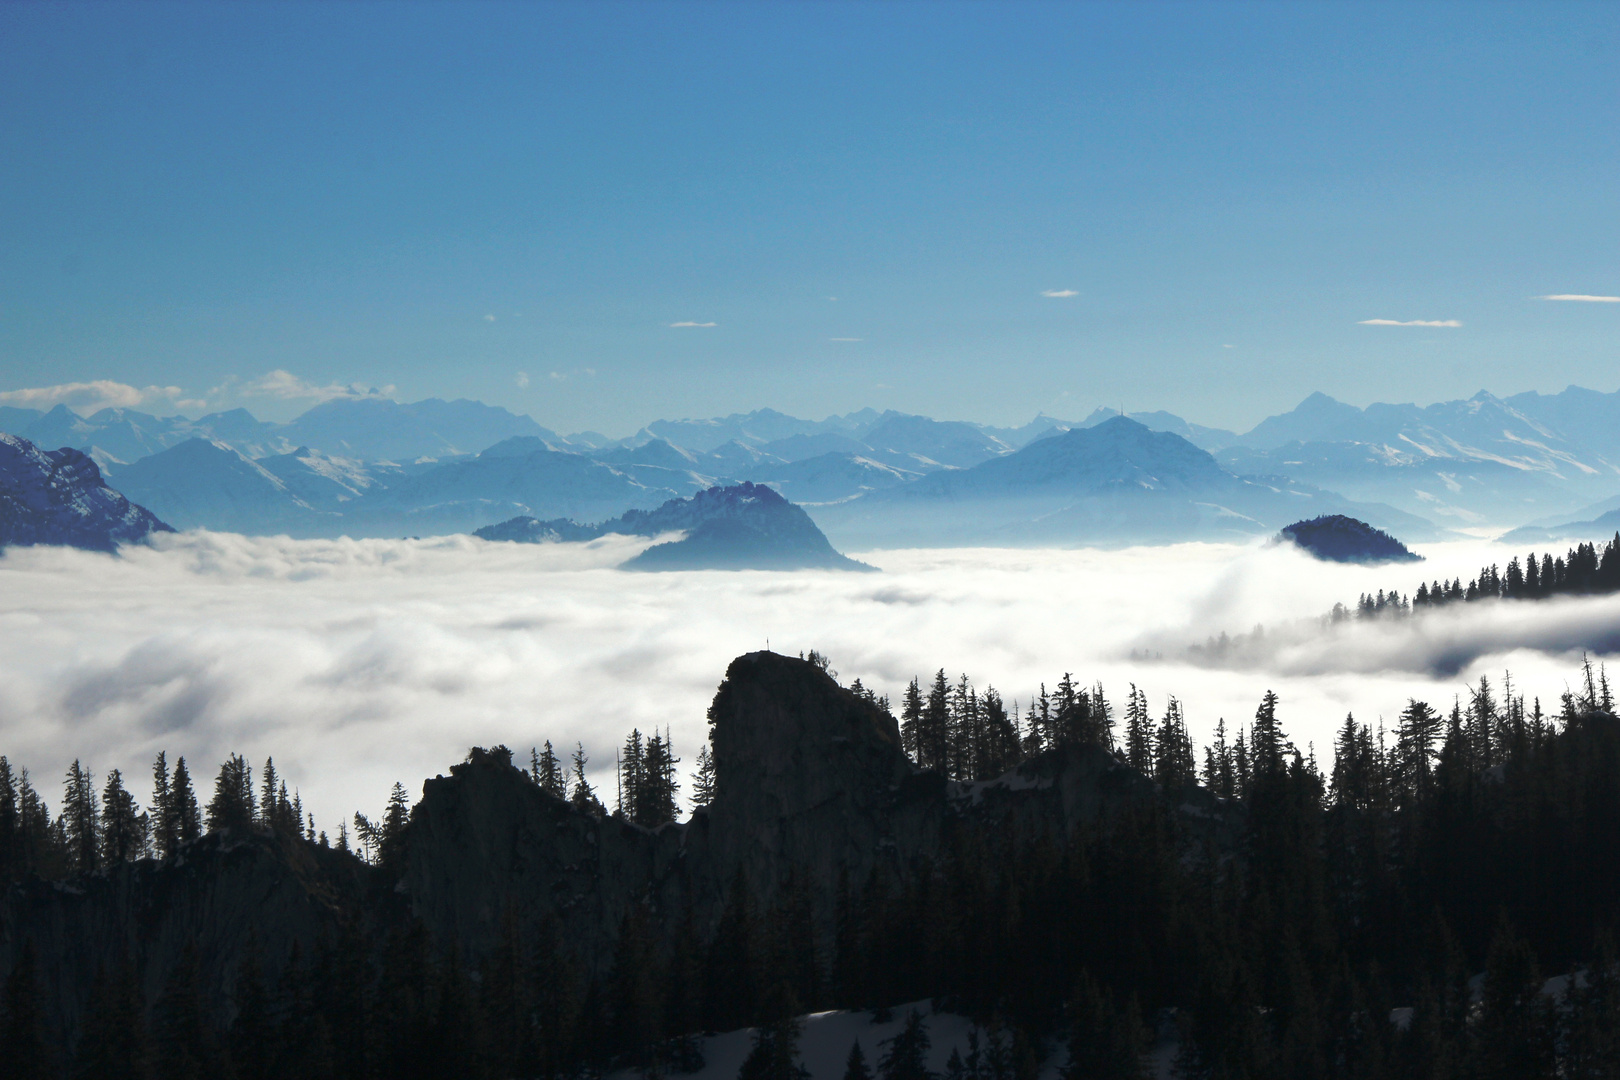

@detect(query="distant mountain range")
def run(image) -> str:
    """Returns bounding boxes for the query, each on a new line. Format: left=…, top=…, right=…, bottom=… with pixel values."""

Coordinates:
left=7, top=383, right=1620, bottom=547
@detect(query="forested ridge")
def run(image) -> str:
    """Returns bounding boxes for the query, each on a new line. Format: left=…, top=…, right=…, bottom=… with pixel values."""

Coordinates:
left=1337, top=533, right=1620, bottom=620
left=3, top=651, right=1620, bottom=1079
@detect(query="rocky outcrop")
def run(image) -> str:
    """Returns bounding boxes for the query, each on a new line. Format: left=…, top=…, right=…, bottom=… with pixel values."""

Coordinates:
left=477, top=482, right=873, bottom=571
left=0, top=433, right=173, bottom=551
left=401, top=652, right=1231, bottom=975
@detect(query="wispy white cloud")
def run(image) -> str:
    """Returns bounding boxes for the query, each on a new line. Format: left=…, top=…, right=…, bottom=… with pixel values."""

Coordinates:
left=669, top=321, right=717, bottom=328
left=0, top=380, right=188, bottom=415
left=1041, top=289, right=1079, bottom=298
left=515, top=372, right=530, bottom=389
left=238, top=370, right=396, bottom=403
left=1538, top=294, right=1620, bottom=303
left=829, top=337, right=863, bottom=343
left=1358, top=318, right=1462, bottom=327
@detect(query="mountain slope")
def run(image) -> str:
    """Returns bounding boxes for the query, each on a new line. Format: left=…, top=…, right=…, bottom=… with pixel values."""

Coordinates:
left=0, top=433, right=172, bottom=551
left=477, top=482, right=871, bottom=570
left=112, top=438, right=318, bottom=534
left=811, top=417, right=1436, bottom=548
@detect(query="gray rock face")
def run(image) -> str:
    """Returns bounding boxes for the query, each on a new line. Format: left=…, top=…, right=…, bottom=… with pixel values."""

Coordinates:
left=0, top=433, right=173, bottom=551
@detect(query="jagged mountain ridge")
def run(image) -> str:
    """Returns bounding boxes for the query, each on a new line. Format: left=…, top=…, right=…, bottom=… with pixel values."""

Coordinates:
left=0, top=432, right=173, bottom=551
left=13, top=384, right=1620, bottom=538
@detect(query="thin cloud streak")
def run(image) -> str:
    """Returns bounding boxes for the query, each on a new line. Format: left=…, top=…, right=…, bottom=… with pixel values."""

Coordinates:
left=1538, top=294, right=1620, bottom=303
left=0, top=380, right=187, bottom=414
left=669, top=321, right=717, bottom=328
left=1358, top=319, right=1462, bottom=327
left=1041, top=289, right=1079, bottom=298
left=239, top=370, right=396, bottom=403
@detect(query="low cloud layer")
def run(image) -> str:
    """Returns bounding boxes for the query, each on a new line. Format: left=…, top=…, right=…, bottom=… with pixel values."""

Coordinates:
left=0, top=534, right=1612, bottom=832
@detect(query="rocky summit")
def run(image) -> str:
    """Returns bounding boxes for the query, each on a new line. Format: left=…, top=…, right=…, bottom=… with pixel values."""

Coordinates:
left=0, top=432, right=173, bottom=552
left=478, top=481, right=874, bottom=570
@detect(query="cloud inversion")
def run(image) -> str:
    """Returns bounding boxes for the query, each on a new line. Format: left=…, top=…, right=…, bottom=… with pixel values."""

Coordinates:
left=0, top=534, right=1610, bottom=833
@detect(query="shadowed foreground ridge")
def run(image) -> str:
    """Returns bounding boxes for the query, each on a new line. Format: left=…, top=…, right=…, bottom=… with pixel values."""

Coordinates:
left=4, top=652, right=1620, bottom=1078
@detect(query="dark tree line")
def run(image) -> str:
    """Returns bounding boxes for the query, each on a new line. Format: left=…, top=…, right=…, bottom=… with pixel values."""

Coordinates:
left=7, top=659, right=1620, bottom=1079
left=1341, top=534, right=1620, bottom=621
left=0, top=751, right=333, bottom=886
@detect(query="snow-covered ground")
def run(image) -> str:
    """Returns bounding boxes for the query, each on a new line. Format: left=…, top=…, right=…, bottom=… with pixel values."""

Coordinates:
left=602, top=999, right=1189, bottom=1080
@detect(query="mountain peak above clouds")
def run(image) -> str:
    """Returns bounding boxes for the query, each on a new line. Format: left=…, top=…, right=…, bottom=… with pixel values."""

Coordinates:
left=477, top=481, right=872, bottom=571
left=0, top=432, right=172, bottom=551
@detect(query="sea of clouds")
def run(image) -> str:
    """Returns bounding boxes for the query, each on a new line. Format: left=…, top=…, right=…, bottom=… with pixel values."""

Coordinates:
left=1, top=531, right=1616, bottom=833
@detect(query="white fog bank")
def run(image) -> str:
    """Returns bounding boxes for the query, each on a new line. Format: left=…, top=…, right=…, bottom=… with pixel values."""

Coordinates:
left=0, top=531, right=1615, bottom=832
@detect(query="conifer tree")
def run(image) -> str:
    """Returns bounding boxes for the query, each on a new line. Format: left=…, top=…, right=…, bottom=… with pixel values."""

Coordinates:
left=1123, top=685, right=1154, bottom=776
left=569, top=743, right=605, bottom=815
left=531, top=741, right=566, bottom=797
left=259, top=758, right=279, bottom=828
left=691, top=744, right=717, bottom=809
left=738, top=1012, right=810, bottom=1080
left=920, top=670, right=950, bottom=774
left=206, top=753, right=254, bottom=833
left=379, top=782, right=410, bottom=868
left=151, top=752, right=176, bottom=859
left=63, top=759, right=99, bottom=874
left=900, top=678, right=923, bottom=763
left=878, top=1010, right=933, bottom=1080
left=844, top=1039, right=873, bottom=1080
left=100, top=768, right=144, bottom=866
left=0, top=756, right=17, bottom=880
left=170, top=756, right=201, bottom=845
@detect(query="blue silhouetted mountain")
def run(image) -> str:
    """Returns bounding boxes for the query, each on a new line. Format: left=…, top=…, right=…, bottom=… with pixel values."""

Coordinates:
left=1278, top=515, right=1422, bottom=564
left=476, top=482, right=871, bottom=571
left=811, top=417, right=1437, bottom=548
left=0, top=433, right=172, bottom=551
left=112, top=438, right=307, bottom=533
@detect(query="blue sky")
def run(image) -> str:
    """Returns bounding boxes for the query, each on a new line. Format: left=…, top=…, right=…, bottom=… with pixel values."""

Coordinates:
left=0, top=1, right=1616, bottom=434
